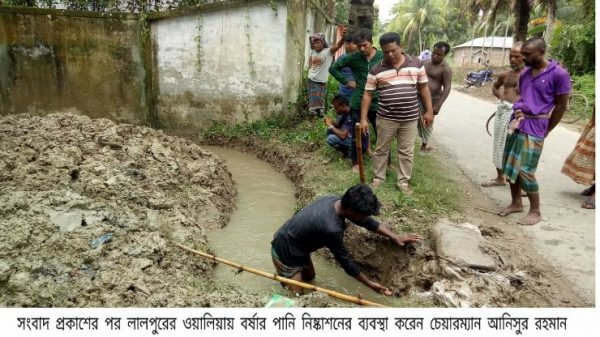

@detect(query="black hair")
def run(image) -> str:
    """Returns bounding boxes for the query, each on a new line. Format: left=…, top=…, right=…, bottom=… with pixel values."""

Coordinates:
left=354, top=28, right=373, bottom=44
left=379, top=32, right=401, bottom=47
left=332, top=94, right=350, bottom=106
left=344, top=33, right=355, bottom=44
left=341, top=184, right=381, bottom=216
left=523, top=37, right=546, bottom=52
left=433, top=41, right=451, bottom=55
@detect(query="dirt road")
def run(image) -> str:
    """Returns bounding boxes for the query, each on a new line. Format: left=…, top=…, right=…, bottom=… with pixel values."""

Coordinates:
left=433, top=91, right=595, bottom=305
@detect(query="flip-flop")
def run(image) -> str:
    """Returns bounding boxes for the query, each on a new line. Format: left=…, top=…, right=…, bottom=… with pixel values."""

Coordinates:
left=581, top=196, right=595, bottom=209
left=481, top=180, right=507, bottom=187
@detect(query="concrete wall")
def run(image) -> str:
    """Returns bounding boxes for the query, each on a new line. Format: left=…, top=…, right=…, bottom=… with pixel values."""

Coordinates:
left=0, top=7, right=149, bottom=125
left=151, top=2, right=288, bottom=128
left=0, top=1, right=335, bottom=130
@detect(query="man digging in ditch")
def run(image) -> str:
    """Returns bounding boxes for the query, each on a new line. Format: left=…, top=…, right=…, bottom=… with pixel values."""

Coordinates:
left=271, top=184, right=421, bottom=295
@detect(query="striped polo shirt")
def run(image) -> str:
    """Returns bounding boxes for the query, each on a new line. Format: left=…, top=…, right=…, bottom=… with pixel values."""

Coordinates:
left=365, top=54, right=427, bottom=121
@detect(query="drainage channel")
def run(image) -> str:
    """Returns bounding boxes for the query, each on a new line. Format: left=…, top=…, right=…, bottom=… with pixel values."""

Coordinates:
left=203, top=146, right=391, bottom=305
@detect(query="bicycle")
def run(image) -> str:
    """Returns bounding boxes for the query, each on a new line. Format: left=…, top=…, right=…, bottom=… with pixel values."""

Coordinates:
left=562, top=92, right=590, bottom=124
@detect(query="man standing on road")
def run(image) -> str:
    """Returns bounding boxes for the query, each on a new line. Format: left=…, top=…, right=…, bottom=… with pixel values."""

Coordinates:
left=499, top=38, right=571, bottom=225
left=271, top=184, right=421, bottom=295
left=419, top=42, right=452, bottom=154
left=360, top=32, right=433, bottom=195
left=482, top=43, right=525, bottom=187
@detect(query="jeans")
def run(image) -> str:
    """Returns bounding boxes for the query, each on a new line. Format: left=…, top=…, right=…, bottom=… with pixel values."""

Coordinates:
left=326, top=129, right=352, bottom=155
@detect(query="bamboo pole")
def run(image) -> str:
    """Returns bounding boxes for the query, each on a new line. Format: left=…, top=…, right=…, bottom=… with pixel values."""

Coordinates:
left=354, top=123, right=366, bottom=184
left=175, top=243, right=388, bottom=308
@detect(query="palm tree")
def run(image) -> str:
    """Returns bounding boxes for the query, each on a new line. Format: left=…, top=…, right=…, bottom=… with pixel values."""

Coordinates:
left=387, top=0, right=447, bottom=54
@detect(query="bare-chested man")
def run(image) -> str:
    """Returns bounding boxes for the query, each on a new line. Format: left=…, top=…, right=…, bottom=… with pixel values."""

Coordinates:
left=482, top=43, right=525, bottom=187
left=418, top=41, right=452, bottom=154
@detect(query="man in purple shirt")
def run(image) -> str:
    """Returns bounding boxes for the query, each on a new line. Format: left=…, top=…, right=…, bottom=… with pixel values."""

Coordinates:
left=498, top=38, right=571, bottom=225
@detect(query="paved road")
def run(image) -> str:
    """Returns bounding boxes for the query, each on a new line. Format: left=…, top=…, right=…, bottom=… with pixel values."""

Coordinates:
left=434, top=90, right=595, bottom=305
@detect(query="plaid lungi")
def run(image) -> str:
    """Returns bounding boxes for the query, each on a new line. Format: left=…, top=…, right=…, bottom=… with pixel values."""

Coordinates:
left=307, top=79, right=326, bottom=113
left=271, top=248, right=306, bottom=278
left=561, top=119, right=595, bottom=185
left=502, top=130, right=544, bottom=193
left=417, top=99, right=433, bottom=144
left=493, top=101, right=513, bottom=169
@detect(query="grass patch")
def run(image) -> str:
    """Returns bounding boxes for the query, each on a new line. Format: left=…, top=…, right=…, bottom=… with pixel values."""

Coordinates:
left=200, top=112, right=463, bottom=234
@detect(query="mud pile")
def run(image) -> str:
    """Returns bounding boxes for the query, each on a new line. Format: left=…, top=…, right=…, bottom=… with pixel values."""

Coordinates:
left=0, top=113, right=244, bottom=307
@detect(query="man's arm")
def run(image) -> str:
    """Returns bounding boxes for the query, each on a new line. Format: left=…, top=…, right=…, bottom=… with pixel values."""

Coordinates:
left=418, top=83, right=434, bottom=126
left=360, top=90, right=373, bottom=135
left=329, top=27, right=347, bottom=55
left=546, top=93, right=570, bottom=135
left=374, top=224, right=422, bottom=247
left=329, top=52, right=352, bottom=85
left=433, top=65, right=453, bottom=114
left=325, top=118, right=350, bottom=140
left=492, top=72, right=506, bottom=100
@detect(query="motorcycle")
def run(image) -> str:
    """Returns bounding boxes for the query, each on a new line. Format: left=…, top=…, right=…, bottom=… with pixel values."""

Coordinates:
left=464, top=69, right=493, bottom=88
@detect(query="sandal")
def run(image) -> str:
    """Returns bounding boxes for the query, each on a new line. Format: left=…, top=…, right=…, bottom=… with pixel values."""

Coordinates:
left=581, top=195, right=595, bottom=209
left=481, top=179, right=507, bottom=187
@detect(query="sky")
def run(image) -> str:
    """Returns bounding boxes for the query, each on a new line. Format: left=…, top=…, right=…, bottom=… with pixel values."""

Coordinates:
left=374, top=0, right=396, bottom=23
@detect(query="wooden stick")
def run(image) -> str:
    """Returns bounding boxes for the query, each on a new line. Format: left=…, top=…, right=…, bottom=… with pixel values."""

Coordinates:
left=175, top=243, right=388, bottom=308
left=354, top=123, right=366, bottom=184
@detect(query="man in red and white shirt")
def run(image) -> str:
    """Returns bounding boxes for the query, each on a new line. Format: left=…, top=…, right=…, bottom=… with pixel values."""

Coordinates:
left=360, top=32, right=434, bottom=195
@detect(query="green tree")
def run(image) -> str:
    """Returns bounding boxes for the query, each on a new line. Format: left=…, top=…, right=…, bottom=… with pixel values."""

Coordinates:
left=387, top=0, right=447, bottom=54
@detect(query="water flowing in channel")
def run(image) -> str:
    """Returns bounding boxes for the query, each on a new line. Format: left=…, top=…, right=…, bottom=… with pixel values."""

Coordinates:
left=204, top=146, right=390, bottom=305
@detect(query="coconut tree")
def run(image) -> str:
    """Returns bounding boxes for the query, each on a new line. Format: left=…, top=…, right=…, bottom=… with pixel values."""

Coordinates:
left=387, top=0, right=447, bottom=54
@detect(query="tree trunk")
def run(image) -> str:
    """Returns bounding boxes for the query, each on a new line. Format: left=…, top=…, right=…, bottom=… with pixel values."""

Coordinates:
left=469, top=25, right=475, bottom=67
left=513, top=0, right=532, bottom=42
left=544, top=1, right=557, bottom=46
left=418, top=27, right=423, bottom=53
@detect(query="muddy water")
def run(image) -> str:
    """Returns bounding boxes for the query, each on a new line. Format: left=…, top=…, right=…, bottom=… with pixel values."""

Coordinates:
left=204, top=146, right=390, bottom=305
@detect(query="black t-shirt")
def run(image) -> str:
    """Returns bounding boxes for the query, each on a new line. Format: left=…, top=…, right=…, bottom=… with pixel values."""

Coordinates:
left=271, top=195, right=380, bottom=276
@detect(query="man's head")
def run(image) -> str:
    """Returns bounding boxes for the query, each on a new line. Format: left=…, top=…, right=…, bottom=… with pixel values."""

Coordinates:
left=332, top=94, right=351, bottom=116
left=379, top=32, right=403, bottom=66
left=344, top=34, right=358, bottom=53
left=354, top=28, right=374, bottom=57
left=309, top=33, right=328, bottom=52
left=520, top=37, right=546, bottom=67
left=340, top=184, right=381, bottom=222
left=431, top=41, right=450, bottom=65
left=509, top=42, right=524, bottom=70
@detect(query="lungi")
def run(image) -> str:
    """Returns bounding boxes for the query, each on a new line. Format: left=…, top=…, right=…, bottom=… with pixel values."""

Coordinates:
left=561, top=119, right=595, bottom=185
left=271, top=248, right=306, bottom=278
left=502, top=130, right=544, bottom=193
left=493, top=101, right=514, bottom=169
left=417, top=99, right=432, bottom=144
left=307, top=79, right=326, bottom=114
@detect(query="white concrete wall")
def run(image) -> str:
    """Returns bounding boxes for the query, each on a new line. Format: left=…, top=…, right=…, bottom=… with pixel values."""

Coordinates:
left=152, top=2, right=288, bottom=127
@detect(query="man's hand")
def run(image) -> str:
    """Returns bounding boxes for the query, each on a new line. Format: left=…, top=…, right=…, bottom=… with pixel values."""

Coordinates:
left=432, top=104, right=441, bottom=115
left=368, top=281, right=393, bottom=296
left=514, top=109, right=524, bottom=119
left=324, top=117, right=333, bottom=126
left=423, top=112, right=434, bottom=127
left=346, top=80, right=357, bottom=89
left=392, top=233, right=422, bottom=247
left=360, top=119, right=369, bottom=136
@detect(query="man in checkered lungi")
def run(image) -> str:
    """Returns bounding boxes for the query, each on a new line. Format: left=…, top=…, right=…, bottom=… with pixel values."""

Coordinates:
left=498, top=38, right=571, bottom=225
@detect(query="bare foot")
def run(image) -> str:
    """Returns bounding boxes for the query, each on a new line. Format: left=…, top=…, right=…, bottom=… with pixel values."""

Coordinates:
left=351, top=164, right=360, bottom=173
left=482, top=179, right=506, bottom=187
left=517, top=211, right=542, bottom=225
left=498, top=204, right=524, bottom=216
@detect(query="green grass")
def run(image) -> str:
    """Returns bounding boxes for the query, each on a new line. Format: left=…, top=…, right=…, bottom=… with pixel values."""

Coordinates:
left=200, top=112, right=463, bottom=234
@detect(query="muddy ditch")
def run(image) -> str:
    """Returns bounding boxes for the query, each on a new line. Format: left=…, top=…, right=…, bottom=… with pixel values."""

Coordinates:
left=0, top=113, right=582, bottom=308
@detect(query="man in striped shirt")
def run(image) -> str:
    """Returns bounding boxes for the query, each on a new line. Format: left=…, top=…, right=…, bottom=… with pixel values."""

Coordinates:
left=360, top=32, right=434, bottom=195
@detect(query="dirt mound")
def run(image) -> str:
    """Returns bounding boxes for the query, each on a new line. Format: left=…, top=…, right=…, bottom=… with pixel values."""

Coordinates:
left=0, top=113, right=238, bottom=307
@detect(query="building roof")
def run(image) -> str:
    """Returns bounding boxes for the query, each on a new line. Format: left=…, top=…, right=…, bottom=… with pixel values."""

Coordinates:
left=454, top=37, right=514, bottom=49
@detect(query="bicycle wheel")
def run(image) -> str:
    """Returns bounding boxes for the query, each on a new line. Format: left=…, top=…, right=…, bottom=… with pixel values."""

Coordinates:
left=562, top=93, right=590, bottom=124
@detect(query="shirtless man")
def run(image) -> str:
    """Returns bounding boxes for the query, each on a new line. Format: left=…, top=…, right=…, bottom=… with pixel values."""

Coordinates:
left=482, top=43, right=525, bottom=187
left=419, top=42, right=452, bottom=154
